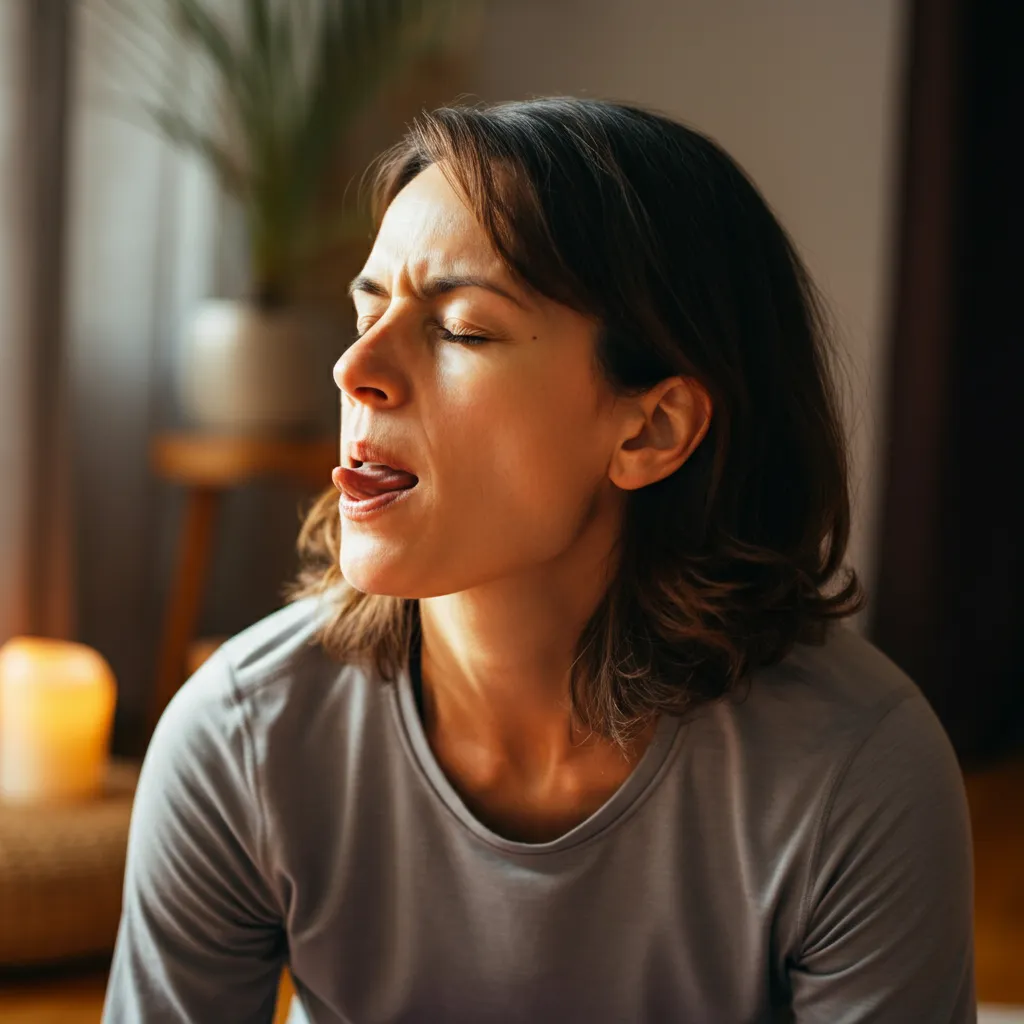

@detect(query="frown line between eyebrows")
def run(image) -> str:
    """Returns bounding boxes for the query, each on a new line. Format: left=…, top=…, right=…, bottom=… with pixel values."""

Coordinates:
left=347, top=274, right=528, bottom=311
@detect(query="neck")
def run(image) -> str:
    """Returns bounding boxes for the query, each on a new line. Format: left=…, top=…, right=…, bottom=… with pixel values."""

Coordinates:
left=415, top=488, right=654, bottom=784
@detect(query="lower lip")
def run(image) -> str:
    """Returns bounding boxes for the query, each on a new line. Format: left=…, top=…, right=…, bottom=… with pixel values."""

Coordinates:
left=338, top=485, right=416, bottom=521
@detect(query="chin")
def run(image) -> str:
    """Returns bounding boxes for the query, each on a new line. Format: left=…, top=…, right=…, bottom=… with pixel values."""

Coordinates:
left=339, top=545, right=489, bottom=600
left=340, top=557, right=404, bottom=597
left=339, top=541, right=424, bottom=598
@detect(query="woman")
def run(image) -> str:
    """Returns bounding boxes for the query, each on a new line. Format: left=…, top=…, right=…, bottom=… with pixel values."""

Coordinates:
left=104, top=98, right=975, bottom=1023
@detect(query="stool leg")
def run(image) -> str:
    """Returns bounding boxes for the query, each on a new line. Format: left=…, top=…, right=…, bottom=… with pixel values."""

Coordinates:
left=149, top=487, right=221, bottom=736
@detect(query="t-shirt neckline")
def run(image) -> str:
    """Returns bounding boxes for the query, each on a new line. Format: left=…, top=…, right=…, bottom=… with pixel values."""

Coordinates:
left=390, top=638, right=685, bottom=856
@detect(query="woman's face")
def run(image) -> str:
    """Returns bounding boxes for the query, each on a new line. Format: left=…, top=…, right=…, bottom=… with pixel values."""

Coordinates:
left=334, top=163, right=630, bottom=598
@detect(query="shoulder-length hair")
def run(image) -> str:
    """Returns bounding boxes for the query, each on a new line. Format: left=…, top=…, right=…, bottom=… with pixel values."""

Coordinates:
left=286, top=96, right=863, bottom=748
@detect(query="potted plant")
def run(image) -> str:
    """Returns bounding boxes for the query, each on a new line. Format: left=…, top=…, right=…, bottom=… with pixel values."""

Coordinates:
left=92, top=0, right=455, bottom=435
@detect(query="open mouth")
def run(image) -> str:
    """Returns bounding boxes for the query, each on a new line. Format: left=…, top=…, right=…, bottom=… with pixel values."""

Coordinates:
left=333, top=463, right=418, bottom=517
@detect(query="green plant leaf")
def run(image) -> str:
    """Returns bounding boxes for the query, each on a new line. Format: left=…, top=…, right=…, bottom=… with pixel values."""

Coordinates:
left=170, top=0, right=239, bottom=83
left=145, top=104, right=246, bottom=196
left=114, top=0, right=463, bottom=301
left=245, top=0, right=272, bottom=62
left=285, top=0, right=440, bottom=229
left=171, top=0, right=274, bottom=191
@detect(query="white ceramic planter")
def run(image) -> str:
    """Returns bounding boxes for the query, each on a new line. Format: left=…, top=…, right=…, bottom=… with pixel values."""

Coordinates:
left=178, top=299, right=333, bottom=435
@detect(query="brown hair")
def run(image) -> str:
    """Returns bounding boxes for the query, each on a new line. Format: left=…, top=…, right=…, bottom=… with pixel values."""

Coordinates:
left=286, top=97, right=864, bottom=748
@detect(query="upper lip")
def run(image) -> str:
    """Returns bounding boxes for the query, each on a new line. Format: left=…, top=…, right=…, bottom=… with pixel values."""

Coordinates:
left=345, top=439, right=417, bottom=476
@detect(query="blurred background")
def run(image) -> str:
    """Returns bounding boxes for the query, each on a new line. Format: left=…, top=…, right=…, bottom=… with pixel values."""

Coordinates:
left=0, top=0, right=1021, bottom=1020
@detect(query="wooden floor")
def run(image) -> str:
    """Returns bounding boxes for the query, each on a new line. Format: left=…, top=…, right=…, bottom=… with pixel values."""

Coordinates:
left=0, top=969, right=295, bottom=1024
left=967, top=753, right=1024, bottom=1003
left=0, top=756, right=1021, bottom=1022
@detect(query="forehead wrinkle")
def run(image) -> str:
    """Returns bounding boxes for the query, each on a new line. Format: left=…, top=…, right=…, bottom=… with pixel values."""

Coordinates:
left=377, top=182, right=473, bottom=247
left=372, top=225, right=498, bottom=277
left=365, top=168, right=525, bottom=304
left=361, top=245, right=513, bottom=298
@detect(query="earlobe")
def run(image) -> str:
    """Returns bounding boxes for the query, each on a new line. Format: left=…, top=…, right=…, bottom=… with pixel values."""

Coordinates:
left=609, top=377, right=712, bottom=491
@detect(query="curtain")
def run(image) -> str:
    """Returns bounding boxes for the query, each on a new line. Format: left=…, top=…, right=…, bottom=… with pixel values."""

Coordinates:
left=4, top=1, right=471, bottom=754
left=66, top=3, right=466, bottom=753
left=0, top=0, right=75, bottom=647
left=66, top=0, right=222, bottom=751
left=871, top=0, right=1024, bottom=762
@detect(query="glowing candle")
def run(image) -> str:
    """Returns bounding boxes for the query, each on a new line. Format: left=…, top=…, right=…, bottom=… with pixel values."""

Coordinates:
left=0, top=638, right=117, bottom=804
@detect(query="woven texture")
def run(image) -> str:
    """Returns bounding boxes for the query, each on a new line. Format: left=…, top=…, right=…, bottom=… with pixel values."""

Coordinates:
left=0, top=760, right=139, bottom=966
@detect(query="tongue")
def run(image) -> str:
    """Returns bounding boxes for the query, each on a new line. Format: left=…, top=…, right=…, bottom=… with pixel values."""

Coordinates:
left=345, top=465, right=418, bottom=499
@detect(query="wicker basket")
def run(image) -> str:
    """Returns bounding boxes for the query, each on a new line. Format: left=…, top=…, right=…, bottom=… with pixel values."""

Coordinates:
left=0, top=759, right=139, bottom=966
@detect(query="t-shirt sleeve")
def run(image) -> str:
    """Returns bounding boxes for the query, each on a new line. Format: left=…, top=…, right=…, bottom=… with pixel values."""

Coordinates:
left=789, top=693, right=976, bottom=1023
left=102, top=650, right=286, bottom=1023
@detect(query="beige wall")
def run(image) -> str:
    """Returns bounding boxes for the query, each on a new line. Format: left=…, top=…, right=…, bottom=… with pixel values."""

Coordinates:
left=0, top=3, right=29, bottom=642
left=467, top=0, right=908, bottom=609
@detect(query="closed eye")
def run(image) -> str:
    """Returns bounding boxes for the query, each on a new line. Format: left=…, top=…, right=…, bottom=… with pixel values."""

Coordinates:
left=349, top=320, right=492, bottom=347
left=437, top=326, right=489, bottom=346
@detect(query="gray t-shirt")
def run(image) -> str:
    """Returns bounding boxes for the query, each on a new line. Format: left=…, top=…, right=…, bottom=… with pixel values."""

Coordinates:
left=103, top=596, right=975, bottom=1023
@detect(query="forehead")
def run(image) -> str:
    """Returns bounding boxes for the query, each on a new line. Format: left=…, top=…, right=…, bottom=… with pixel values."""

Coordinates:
left=368, top=163, right=503, bottom=276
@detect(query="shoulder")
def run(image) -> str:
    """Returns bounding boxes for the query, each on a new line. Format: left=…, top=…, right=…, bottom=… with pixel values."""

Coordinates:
left=682, top=623, right=968, bottom=913
left=150, top=597, right=328, bottom=751
left=706, top=622, right=941, bottom=771
left=150, top=595, right=386, bottom=793
left=170, top=594, right=383, bottom=735
left=764, top=632, right=976, bottom=1015
left=772, top=628, right=969, bottom=884
left=138, top=597, right=391, bottom=886
left=216, top=593, right=340, bottom=697
left=705, top=622, right=965, bottom=840
left=683, top=625, right=971, bottom=995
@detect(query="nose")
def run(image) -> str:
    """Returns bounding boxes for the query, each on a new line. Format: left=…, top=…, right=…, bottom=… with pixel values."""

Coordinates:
left=334, top=321, right=410, bottom=410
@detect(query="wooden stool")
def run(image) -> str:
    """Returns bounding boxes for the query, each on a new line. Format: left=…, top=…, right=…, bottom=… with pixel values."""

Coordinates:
left=148, top=433, right=337, bottom=736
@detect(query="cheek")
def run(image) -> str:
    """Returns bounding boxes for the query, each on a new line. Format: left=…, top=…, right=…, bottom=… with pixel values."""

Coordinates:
left=337, top=360, right=612, bottom=597
left=438, top=363, right=607, bottom=523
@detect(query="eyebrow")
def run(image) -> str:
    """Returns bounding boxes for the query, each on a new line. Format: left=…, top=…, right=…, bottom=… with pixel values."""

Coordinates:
left=347, top=273, right=527, bottom=310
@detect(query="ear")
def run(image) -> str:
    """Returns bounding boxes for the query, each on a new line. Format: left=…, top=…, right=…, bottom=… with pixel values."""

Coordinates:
left=608, top=376, right=712, bottom=491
